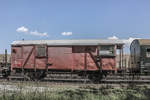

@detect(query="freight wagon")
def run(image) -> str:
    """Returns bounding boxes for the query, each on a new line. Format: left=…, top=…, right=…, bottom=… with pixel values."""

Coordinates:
left=130, top=39, right=150, bottom=74
left=10, top=39, right=124, bottom=80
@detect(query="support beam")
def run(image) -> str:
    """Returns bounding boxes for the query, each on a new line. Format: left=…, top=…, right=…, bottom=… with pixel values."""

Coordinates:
left=122, top=47, right=124, bottom=69
left=5, top=49, right=7, bottom=67
left=84, top=53, right=87, bottom=83
left=89, top=52, right=101, bottom=71
left=46, top=46, right=49, bottom=73
left=84, top=53, right=87, bottom=72
left=119, top=48, right=121, bottom=69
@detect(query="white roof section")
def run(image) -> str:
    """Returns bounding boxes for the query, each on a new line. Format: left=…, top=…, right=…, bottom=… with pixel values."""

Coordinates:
left=11, top=39, right=124, bottom=46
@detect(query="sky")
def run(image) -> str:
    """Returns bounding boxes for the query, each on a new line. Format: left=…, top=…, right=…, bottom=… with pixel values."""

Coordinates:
left=0, top=0, right=150, bottom=53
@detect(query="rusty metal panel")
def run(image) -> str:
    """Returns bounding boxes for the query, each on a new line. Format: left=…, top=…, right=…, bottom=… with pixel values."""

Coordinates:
left=11, top=47, right=22, bottom=59
left=11, top=45, right=48, bottom=70
left=22, top=46, right=34, bottom=69
left=35, top=58, right=47, bottom=69
left=72, top=53, right=98, bottom=70
left=11, top=45, right=118, bottom=72
left=48, top=47, right=73, bottom=70
left=23, top=46, right=47, bottom=69
left=101, top=58, right=116, bottom=71
left=86, top=53, right=99, bottom=70
left=11, top=47, right=23, bottom=70
left=72, top=53, right=85, bottom=70
left=47, top=47, right=98, bottom=71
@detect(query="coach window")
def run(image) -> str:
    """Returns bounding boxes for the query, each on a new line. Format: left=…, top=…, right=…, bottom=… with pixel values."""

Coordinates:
left=146, top=48, right=150, bottom=58
left=36, top=46, right=46, bottom=57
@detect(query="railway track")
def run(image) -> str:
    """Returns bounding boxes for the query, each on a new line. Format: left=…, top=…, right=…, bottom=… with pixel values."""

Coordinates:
left=0, top=74, right=150, bottom=84
left=43, top=78, right=150, bottom=84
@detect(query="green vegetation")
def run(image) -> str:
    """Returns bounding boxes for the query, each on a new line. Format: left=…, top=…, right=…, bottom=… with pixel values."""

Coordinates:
left=0, top=83, right=149, bottom=100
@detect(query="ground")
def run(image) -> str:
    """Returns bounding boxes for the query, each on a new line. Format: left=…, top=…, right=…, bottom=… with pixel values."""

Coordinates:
left=0, top=81, right=149, bottom=100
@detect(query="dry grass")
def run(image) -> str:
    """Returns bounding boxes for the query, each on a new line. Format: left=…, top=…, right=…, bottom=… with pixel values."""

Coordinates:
left=0, top=82, right=149, bottom=100
left=0, top=54, right=10, bottom=63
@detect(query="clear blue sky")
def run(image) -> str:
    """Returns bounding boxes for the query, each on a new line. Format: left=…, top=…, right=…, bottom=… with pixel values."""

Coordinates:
left=0, top=0, right=150, bottom=53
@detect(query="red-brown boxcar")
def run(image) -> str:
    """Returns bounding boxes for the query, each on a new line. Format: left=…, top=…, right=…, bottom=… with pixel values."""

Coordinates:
left=11, top=39, right=124, bottom=79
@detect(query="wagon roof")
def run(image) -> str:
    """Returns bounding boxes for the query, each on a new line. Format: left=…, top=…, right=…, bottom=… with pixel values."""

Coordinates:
left=136, top=39, right=150, bottom=45
left=11, top=39, right=124, bottom=46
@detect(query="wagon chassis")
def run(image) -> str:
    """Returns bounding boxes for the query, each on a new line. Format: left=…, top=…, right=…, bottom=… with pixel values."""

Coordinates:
left=1, top=63, right=150, bottom=84
left=1, top=72, right=150, bottom=84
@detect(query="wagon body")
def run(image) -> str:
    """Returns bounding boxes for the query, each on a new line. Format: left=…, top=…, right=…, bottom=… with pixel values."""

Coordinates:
left=11, top=40, right=124, bottom=73
left=130, top=39, right=150, bottom=73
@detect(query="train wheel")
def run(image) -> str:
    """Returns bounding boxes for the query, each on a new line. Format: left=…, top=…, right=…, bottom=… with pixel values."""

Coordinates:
left=88, top=72, right=103, bottom=83
left=26, top=71, right=46, bottom=81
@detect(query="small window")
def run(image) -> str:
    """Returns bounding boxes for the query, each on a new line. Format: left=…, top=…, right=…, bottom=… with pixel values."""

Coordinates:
left=99, top=45, right=114, bottom=56
left=36, top=46, right=46, bottom=57
left=146, top=48, right=150, bottom=58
